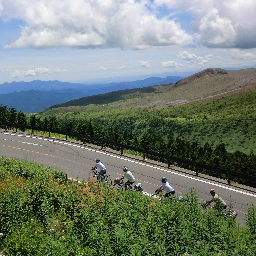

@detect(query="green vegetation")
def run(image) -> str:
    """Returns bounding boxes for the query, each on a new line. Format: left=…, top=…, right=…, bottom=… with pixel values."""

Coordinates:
left=2, top=84, right=256, bottom=187
left=0, top=157, right=256, bottom=255
left=40, top=86, right=256, bottom=155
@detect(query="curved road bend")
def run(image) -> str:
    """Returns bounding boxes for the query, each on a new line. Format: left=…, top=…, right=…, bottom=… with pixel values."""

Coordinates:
left=0, top=130, right=255, bottom=225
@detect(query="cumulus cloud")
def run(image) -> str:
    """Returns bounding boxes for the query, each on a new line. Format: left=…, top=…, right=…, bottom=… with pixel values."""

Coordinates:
left=139, top=61, right=150, bottom=67
left=178, top=51, right=210, bottom=66
left=25, top=70, right=37, bottom=76
left=10, top=67, right=66, bottom=78
left=161, top=61, right=183, bottom=68
left=229, top=49, right=256, bottom=60
left=154, top=0, right=256, bottom=48
left=10, top=70, right=21, bottom=78
left=24, top=67, right=50, bottom=76
left=0, top=0, right=192, bottom=49
left=179, top=51, right=198, bottom=61
left=25, top=67, right=51, bottom=76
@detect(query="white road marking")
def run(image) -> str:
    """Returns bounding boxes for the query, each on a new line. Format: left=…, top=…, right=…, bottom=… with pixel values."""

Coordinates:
left=87, top=148, right=256, bottom=198
left=2, top=131, right=256, bottom=198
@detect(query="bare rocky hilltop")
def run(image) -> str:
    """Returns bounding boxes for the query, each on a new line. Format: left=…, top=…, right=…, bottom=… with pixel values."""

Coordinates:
left=43, top=67, right=256, bottom=112
left=148, top=68, right=256, bottom=109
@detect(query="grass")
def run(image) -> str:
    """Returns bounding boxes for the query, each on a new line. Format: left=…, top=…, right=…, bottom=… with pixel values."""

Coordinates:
left=0, top=157, right=256, bottom=255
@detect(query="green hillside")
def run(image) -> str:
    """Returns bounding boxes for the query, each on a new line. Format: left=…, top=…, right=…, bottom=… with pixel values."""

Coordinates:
left=46, top=83, right=174, bottom=109
left=39, top=80, right=256, bottom=155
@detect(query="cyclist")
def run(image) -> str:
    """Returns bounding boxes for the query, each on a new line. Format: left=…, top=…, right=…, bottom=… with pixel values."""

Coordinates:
left=122, top=166, right=135, bottom=191
left=92, top=158, right=106, bottom=181
left=206, top=189, right=227, bottom=209
left=157, top=177, right=175, bottom=197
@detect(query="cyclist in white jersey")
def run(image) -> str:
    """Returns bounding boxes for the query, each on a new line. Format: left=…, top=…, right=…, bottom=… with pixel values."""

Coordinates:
left=123, top=166, right=135, bottom=191
left=92, top=158, right=106, bottom=181
left=158, top=177, right=175, bottom=197
left=206, top=189, right=227, bottom=209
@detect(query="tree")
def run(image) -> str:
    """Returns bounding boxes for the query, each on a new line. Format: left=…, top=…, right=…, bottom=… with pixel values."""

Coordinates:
left=8, top=108, right=17, bottom=125
left=0, top=105, right=8, bottom=123
left=30, top=115, right=37, bottom=127
left=16, top=111, right=27, bottom=132
left=49, top=116, right=59, bottom=130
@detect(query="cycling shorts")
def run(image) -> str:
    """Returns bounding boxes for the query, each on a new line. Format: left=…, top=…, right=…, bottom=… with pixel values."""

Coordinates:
left=164, top=191, right=175, bottom=197
left=98, top=169, right=106, bottom=176
left=125, top=180, right=135, bottom=186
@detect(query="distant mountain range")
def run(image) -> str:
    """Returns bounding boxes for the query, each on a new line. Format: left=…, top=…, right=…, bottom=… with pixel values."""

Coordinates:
left=0, top=76, right=183, bottom=113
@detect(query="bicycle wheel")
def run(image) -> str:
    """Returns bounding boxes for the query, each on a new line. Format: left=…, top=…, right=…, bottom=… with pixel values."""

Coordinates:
left=88, top=169, right=99, bottom=181
left=88, top=170, right=95, bottom=180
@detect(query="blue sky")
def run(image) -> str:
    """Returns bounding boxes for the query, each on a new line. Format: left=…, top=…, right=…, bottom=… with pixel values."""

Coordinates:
left=0, top=0, right=256, bottom=85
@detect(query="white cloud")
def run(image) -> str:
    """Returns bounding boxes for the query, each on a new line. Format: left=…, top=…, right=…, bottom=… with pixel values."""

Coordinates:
left=25, top=69, right=37, bottom=76
left=179, top=51, right=198, bottom=61
left=10, top=67, right=67, bottom=78
left=118, top=66, right=126, bottom=69
left=229, top=49, right=256, bottom=60
left=99, top=66, right=107, bottom=70
left=10, top=69, right=21, bottom=78
left=139, top=61, right=150, bottom=67
left=178, top=51, right=210, bottom=66
left=196, top=8, right=237, bottom=48
left=52, top=67, right=67, bottom=73
left=35, top=68, right=50, bottom=74
left=161, top=61, right=183, bottom=68
left=0, top=0, right=192, bottom=49
left=154, top=0, right=256, bottom=48
left=25, top=67, right=50, bottom=76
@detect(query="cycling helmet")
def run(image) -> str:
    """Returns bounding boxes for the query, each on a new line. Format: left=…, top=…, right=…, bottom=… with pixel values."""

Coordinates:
left=123, top=166, right=128, bottom=172
left=162, top=177, right=167, bottom=183
left=95, top=158, right=100, bottom=163
left=210, top=189, right=215, bottom=193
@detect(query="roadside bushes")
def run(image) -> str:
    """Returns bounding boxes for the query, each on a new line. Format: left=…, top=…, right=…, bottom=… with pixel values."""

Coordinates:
left=0, top=158, right=256, bottom=255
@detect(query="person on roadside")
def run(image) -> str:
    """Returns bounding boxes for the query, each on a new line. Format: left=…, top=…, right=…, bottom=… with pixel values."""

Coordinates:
left=157, top=177, right=175, bottom=197
left=91, top=158, right=106, bottom=181
left=122, top=166, right=135, bottom=191
left=206, top=189, right=227, bottom=209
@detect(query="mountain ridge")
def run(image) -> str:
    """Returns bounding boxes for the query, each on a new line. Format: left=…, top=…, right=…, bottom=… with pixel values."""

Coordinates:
left=0, top=76, right=183, bottom=113
left=46, top=67, right=256, bottom=112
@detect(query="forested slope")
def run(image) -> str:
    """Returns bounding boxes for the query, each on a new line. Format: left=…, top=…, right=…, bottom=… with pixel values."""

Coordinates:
left=40, top=68, right=256, bottom=155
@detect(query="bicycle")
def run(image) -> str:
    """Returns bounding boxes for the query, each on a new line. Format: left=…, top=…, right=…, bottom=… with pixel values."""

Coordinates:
left=113, top=177, right=125, bottom=190
left=201, top=201, right=237, bottom=219
left=153, top=187, right=183, bottom=202
left=113, top=176, right=143, bottom=192
left=90, top=167, right=112, bottom=185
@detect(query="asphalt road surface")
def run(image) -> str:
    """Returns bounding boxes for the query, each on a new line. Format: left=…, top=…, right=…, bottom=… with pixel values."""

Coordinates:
left=1, top=129, right=255, bottom=226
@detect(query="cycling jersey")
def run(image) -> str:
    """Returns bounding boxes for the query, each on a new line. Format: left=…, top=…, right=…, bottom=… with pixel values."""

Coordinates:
left=211, top=193, right=227, bottom=208
left=162, top=182, right=175, bottom=193
left=96, top=162, right=106, bottom=171
left=124, top=170, right=135, bottom=182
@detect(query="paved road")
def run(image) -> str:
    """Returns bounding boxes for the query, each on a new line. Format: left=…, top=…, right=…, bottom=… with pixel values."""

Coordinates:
left=0, top=130, right=255, bottom=225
